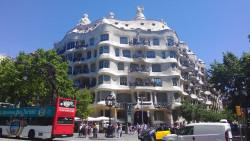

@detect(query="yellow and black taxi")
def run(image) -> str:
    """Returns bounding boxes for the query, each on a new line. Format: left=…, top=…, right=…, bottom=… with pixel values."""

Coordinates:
left=155, top=126, right=171, bottom=140
left=138, top=125, right=171, bottom=141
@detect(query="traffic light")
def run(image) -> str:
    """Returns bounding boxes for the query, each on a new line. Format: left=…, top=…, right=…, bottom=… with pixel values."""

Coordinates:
left=236, top=106, right=241, bottom=117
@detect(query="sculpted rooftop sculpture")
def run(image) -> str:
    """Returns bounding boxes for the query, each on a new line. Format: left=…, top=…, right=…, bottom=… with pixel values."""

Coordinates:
left=135, top=6, right=145, bottom=20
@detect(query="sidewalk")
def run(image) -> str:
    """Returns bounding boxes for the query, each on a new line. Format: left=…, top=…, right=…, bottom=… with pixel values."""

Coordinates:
left=72, top=132, right=139, bottom=141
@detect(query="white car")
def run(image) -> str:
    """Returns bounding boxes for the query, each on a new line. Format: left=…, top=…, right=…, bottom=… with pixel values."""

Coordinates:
left=163, top=122, right=232, bottom=141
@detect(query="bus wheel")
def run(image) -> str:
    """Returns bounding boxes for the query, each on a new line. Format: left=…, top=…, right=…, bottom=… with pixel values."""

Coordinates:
left=28, top=130, right=35, bottom=139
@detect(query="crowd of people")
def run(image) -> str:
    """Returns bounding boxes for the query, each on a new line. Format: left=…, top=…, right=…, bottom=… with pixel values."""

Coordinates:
left=77, top=121, right=175, bottom=138
left=78, top=122, right=98, bottom=138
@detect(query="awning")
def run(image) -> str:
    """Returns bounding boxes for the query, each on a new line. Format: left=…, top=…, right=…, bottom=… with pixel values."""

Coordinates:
left=182, top=92, right=189, bottom=96
left=74, top=117, right=81, bottom=121
left=86, top=117, right=99, bottom=121
left=205, top=100, right=212, bottom=105
left=204, top=91, right=211, bottom=95
left=190, top=94, right=198, bottom=99
left=96, top=116, right=109, bottom=121
left=197, top=98, right=204, bottom=101
left=97, top=101, right=105, bottom=105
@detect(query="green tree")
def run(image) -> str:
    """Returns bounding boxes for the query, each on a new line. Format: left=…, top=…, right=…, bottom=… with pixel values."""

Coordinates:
left=0, top=58, right=19, bottom=103
left=208, top=52, right=250, bottom=110
left=0, top=49, right=92, bottom=119
left=75, top=88, right=93, bottom=119
left=177, top=101, right=235, bottom=122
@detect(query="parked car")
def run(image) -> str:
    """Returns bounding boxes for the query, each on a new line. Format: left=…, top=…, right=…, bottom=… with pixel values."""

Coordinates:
left=163, top=122, right=233, bottom=141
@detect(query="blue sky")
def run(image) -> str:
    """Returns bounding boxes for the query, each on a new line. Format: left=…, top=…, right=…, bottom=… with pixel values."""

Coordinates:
left=0, top=0, right=249, bottom=66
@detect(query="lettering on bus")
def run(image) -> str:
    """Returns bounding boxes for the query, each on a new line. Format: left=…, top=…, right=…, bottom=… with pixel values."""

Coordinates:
left=58, top=107, right=75, bottom=113
left=0, top=106, right=55, bottom=117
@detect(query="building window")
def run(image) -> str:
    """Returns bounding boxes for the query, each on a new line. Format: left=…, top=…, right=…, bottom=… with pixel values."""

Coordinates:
left=167, top=36, right=175, bottom=47
left=67, top=42, right=75, bottom=50
left=117, top=62, right=124, bottom=70
left=115, top=48, right=120, bottom=57
left=94, top=49, right=97, bottom=57
left=91, top=78, right=96, bottom=87
left=153, top=38, right=160, bottom=46
left=120, top=76, right=127, bottom=85
left=161, top=51, right=166, bottom=59
left=73, top=80, right=81, bottom=88
left=123, top=50, right=131, bottom=58
left=77, top=40, right=86, bottom=47
left=97, top=91, right=111, bottom=101
left=90, top=63, right=96, bottom=72
left=170, top=51, right=176, bottom=58
left=152, top=78, right=162, bottom=86
left=82, top=64, right=89, bottom=73
left=89, top=37, right=95, bottom=46
left=87, top=51, right=91, bottom=59
left=172, top=78, right=179, bottom=86
left=171, top=63, right=177, bottom=69
left=99, top=60, right=109, bottom=69
left=99, top=46, right=109, bottom=54
left=98, top=75, right=111, bottom=84
left=133, top=38, right=138, bottom=45
left=147, top=51, right=155, bottom=58
left=68, top=66, right=72, bottom=75
left=100, top=34, right=109, bottom=41
left=134, top=50, right=144, bottom=58
left=152, top=64, right=161, bottom=72
left=120, top=37, right=128, bottom=44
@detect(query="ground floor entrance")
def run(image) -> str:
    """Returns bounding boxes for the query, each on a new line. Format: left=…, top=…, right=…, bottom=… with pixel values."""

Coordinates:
left=133, top=111, right=149, bottom=124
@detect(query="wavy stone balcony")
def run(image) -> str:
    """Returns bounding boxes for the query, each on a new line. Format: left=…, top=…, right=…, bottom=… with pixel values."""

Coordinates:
left=129, top=66, right=150, bottom=76
left=129, top=79, right=162, bottom=87
left=154, top=102, right=172, bottom=110
left=129, top=40, right=151, bottom=48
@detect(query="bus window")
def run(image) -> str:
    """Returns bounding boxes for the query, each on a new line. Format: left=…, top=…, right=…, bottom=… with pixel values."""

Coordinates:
left=28, top=117, right=53, bottom=125
left=0, top=102, right=14, bottom=108
left=57, top=117, right=73, bottom=124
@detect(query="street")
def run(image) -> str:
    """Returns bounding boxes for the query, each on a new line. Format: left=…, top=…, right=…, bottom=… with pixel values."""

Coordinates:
left=0, top=132, right=140, bottom=141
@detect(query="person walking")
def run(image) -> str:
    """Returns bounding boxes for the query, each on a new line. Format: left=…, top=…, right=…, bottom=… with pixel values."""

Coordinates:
left=78, top=122, right=83, bottom=137
left=117, top=122, right=122, bottom=138
left=92, top=122, right=98, bottom=138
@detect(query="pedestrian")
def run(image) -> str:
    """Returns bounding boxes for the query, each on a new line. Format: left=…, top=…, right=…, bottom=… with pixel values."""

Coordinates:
left=137, top=123, right=141, bottom=135
left=82, top=123, right=87, bottom=138
left=78, top=122, right=83, bottom=137
left=92, top=122, right=98, bottom=138
left=128, top=124, right=132, bottom=135
left=117, top=122, right=122, bottom=138
left=87, top=123, right=91, bottom=136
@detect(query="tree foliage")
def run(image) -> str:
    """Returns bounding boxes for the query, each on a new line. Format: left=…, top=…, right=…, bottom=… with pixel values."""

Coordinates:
left=0, top=49, right=92, bottom=117
left=75, top=88, right=93, bottom=119
left=208, top=52, right=250, bottom=111
left=174, top=101, right=235, bottom=123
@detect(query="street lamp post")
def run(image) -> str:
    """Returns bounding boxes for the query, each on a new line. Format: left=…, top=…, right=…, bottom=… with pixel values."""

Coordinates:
left=139, top=96, right=146, bottom=124
left=105, top=94, right=116, bottom=138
